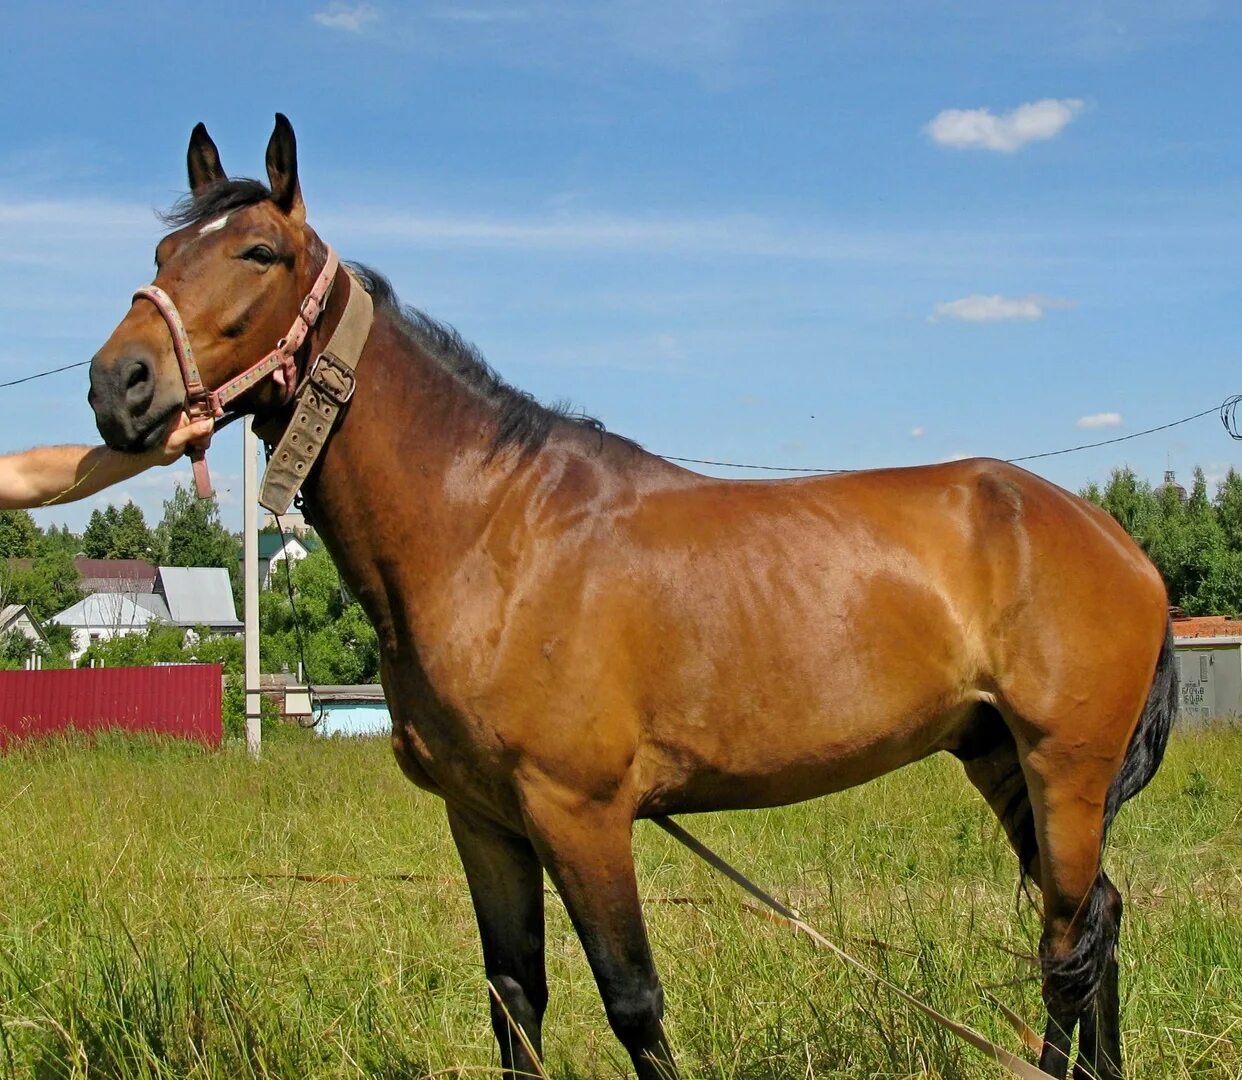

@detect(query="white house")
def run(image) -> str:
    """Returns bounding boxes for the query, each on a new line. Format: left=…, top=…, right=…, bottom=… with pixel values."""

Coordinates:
left=254, top=532, right=318, bottom=588
left=52, top=566, right=242, bottom=663
left=0, top=604, right=47, bottom=646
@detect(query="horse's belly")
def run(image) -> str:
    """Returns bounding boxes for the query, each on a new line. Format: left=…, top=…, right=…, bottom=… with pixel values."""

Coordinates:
left=635, top=698, right=975, bottom=816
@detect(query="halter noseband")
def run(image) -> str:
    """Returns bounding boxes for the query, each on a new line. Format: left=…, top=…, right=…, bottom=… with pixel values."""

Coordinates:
left=132, top=246, right=339, bottom=498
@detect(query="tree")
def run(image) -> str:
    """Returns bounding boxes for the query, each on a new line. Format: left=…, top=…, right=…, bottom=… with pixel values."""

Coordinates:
left=259, top=548, right=379, bottom=684
left=82, top=505, right=121, bottom=559
left=37, top=524, right=82, bottom=558
left=1216, top=468, right=1242, bottom=551
left=82, top=501, right=156, bottom=560
left=1083, top=464, right=1242, bottom=615
left=0, top=550, right=81, bottom=622
left=156, top=483, right=239, bottom=574
left=0, top=510, right=40, bottom=558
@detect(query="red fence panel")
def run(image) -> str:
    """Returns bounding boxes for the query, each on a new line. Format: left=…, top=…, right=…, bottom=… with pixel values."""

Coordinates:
left=0, top=664, right=222, bottom=747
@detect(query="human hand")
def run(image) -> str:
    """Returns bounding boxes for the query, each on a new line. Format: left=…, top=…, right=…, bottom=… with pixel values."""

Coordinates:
left=151, top=412, right=215, bottom=465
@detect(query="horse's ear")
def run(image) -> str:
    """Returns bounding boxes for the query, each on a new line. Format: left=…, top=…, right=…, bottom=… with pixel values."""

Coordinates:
left=265, top=113, right=304, bottom=223
left=187, top=122, right=226, bottom=194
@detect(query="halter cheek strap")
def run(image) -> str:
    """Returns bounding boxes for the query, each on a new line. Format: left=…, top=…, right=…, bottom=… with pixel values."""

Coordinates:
left=132, top=247, right=339, bottom=498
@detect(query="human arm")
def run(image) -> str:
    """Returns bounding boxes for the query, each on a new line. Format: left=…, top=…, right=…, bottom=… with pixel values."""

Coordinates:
left=0, top=414, right=214, bottom=510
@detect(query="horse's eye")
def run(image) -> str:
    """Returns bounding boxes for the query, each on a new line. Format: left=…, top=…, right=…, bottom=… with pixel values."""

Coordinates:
left=242, top=245, right=277, bottom=265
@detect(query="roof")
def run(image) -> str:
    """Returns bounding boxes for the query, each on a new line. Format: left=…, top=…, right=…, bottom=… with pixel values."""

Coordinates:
left=0, top=604, right=47, bottom=643
left=74, top=558, right=158, bottom=585
left=256, top=532, right=319, bottom=559
left=1172, top=615, right=1241, bottom=639
left=7, top=558, right=158, bottom=594
left=52, top=593, right=164, bottom=630
left=156, top=567, right=241, bottom=627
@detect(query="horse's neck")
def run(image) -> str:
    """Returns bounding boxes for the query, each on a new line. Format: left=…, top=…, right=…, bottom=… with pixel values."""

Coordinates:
left=301, top=307, right=536, bottom=645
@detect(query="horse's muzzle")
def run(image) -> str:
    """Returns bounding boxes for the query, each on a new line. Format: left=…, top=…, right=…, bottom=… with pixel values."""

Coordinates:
left=88, top=352, right=168, bottom=452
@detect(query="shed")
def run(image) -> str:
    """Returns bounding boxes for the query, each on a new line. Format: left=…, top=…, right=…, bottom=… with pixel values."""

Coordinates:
left=1171, top=635, right=1242, bottom=724
left=312, top=684, right=390, bottom=736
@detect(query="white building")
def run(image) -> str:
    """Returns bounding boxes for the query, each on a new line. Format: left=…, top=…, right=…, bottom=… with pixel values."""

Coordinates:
left=254, top=531, right=317, bottom=589
left=0, top=604, right=47, bottom=647
left=52, top=566, right=242, bottom=663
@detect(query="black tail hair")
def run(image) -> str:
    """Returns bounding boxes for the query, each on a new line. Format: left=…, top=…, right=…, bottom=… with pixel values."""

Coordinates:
left=1104, top=621, right=1178, bottom=831
left=1043, top=619, right=1178, bottom=1016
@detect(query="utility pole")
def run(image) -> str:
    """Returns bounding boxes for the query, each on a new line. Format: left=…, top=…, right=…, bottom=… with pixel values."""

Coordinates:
left=243, top=418, right=262, bottom=758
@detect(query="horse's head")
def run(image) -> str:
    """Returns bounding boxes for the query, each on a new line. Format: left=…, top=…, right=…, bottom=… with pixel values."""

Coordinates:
left=89, top=114, right=326, bottom=451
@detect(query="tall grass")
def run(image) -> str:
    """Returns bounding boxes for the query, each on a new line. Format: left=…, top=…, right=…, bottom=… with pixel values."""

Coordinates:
left=0, top=727, right=1238, bottom=1078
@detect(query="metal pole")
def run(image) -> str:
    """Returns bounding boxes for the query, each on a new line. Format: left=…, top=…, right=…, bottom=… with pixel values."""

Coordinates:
left=244, top=418, right=262, bottom=758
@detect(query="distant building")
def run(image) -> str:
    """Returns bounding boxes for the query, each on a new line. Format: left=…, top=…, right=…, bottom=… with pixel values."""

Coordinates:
left=1173, top=614, right=1242, bottom=723
left=261, top=510, right=311, bottom=536
left=0, top=604, right=47, bottom=646
left=1161, top=469, right=1188, bottom=505
left=52, top=566, right=242, bottom=662
left=252, top=531, right=320, bottom=589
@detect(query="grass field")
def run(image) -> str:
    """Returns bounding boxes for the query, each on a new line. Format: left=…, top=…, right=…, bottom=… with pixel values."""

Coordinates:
left=0, top=727, right=1238, bottom=1079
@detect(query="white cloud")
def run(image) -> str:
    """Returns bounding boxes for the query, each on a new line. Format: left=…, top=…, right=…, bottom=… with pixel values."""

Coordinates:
left=1076, top=412, right=1122, bottom=429
left=930, top=294, right=1073, bottom=323
left=312, top=2, right=379, bottom=32
left=911, top=426, right=926, bottom=438
left=925, top=98, right=1084, bottom=153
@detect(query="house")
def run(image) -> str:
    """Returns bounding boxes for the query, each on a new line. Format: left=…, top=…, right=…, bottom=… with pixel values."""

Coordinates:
left=252, top=531, right=319, bottom=589
left=0, top=604, right=47, bottom=646
left=52, top=566, right=242, bottom=662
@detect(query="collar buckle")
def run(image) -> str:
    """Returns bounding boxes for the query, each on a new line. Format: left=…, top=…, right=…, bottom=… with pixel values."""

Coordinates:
left=307, top=351, right=356, bottom=407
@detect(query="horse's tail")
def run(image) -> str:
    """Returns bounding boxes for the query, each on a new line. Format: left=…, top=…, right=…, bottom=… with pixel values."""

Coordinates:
left=1043, top=619, right=1178, bottom=1016
left=1104, top=619, right=1178, bottom=832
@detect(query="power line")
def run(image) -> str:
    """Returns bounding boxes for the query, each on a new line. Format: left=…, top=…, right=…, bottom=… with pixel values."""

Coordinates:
left=1, top=357, right=1233, bottom=473
left=661, top=400, right=1230, bottom=475
left=0, top=360, right=90, bottom=390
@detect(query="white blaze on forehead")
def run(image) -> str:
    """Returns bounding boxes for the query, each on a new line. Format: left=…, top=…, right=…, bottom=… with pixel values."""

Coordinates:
left=198, top=214, right=231, bottom=235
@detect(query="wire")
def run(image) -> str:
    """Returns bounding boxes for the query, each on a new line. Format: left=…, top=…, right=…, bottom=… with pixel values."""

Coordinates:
left=662, top=455, right=848, bottom=474
left=660, top=400, right=1229, bottom=475
left=1006, top=404, right=1222, bottom=463
left=0, top=360, right=90, bottom=389
left=1, top=356, right=1231, bottom=473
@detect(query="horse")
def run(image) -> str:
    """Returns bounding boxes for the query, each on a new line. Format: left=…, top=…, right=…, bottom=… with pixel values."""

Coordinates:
left=87, top=115, right=1176, bottom=1080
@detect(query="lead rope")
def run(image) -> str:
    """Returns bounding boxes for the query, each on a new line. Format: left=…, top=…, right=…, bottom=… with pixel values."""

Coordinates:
left=652, top=816, right=1059, bottom=1080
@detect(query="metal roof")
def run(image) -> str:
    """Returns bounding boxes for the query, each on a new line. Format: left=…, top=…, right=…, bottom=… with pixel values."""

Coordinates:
left=157, top=567, right=242, bottom=627
left=53, top=593, right=164, bottom=630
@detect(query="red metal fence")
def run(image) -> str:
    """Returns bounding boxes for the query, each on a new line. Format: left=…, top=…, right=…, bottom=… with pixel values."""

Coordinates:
left=0, top=664, right=222, bottom=747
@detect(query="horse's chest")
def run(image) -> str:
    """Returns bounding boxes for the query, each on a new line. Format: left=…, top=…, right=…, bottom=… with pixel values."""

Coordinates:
left=383, top=652, right=526, bottom=823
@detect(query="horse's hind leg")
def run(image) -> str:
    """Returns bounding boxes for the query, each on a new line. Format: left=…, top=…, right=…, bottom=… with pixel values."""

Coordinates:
left=447, top=806, right=548, bottom=1080
left=1024, top=759, right=1123, bottom=1080
left=956, top=709, right=1123, bottom=1080
left=521, top=793, right=676, bottom=1080
left=1071, top=873, right=1123, bottom=1080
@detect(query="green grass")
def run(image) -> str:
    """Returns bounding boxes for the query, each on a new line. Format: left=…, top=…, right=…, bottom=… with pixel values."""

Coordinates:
left=0, top=727, right=1238, bottom=1079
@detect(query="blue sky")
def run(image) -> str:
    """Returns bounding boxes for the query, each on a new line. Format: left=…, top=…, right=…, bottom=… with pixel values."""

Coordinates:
left=3, top=1, right=1241, bottom=532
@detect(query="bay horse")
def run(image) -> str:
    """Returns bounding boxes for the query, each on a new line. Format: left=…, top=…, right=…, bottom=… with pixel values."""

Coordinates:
left=87, top=116, right=1176, bottom=1080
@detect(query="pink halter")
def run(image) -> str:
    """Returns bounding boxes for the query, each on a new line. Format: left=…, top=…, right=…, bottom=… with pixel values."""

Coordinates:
left=132, top=247, right=339, bottom=498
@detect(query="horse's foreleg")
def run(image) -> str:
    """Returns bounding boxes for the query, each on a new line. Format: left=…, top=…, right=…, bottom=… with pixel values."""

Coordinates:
left=447, top=805, right=548, bottom=1080
left=523, top=795, right=676, bottom=1080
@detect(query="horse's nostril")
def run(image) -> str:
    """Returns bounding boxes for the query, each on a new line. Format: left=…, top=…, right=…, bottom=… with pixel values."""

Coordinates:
left=119, top=355, right=157, bottom=413
left=125, top=359, right=151, bottom=391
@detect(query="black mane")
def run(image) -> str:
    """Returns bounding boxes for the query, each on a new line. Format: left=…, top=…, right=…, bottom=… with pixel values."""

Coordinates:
left=159, top=178, right=272, bottom=230
left=159, top=182, right=629, bottom=459
left=348, top=264, right=633, bottom=459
